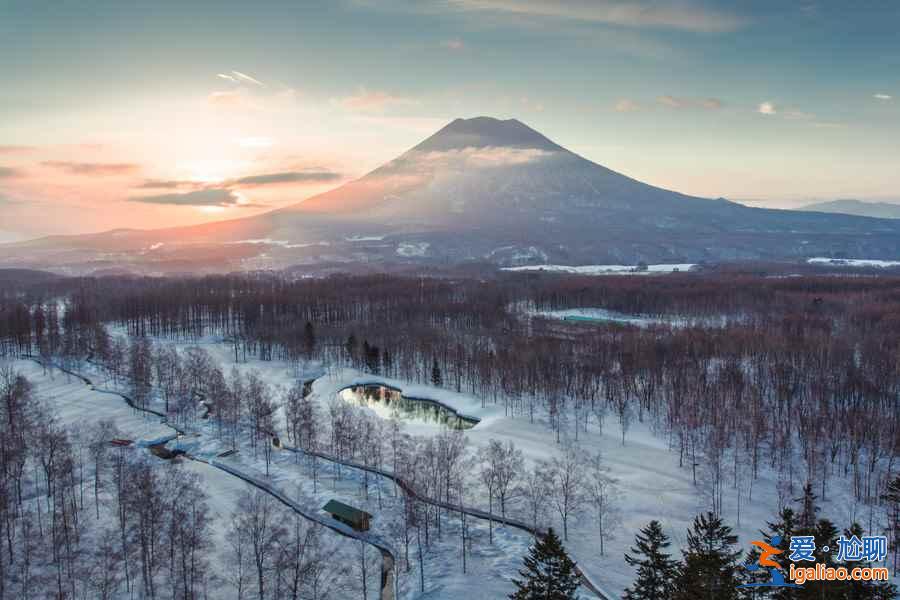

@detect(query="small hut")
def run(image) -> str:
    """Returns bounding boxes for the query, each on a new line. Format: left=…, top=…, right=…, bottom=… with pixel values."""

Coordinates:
left=323, top=499, right=372, bottom=532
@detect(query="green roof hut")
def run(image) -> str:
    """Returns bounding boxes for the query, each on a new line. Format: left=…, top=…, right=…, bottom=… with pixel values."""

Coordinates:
left=323, top=499, right=372, bottom=532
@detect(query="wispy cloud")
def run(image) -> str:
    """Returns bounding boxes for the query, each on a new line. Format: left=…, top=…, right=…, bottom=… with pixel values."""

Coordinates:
left=128, top=188, right=262, bottom=208
left=41, top=161, right=140, bottom=175
left=617, top=96, right=723, bottom=112
left=614, top=98, right=641, bottom=112
left=215, top=70, right=265, bottom=86
left=755, top=101, right=842, bottom=128
left=0, top=166, right=24, bottom=178
left=134, top=179, right=203, bottom=190
left=873, top=93, right=892, bottom=101
left=443, top=0, right=746, bottom=33
left=338, top=87, right=418, bottom=113
left=407, top=146, right=554, bottom=170
left=442, top=38, right=465, bottom=50
left=656, top=96, right=724, bottom=110
left=231, top=70, right=265, bottom=86
left=234, top=171, right=342, bottom=186
left=757, top=101, right=777, bottom=115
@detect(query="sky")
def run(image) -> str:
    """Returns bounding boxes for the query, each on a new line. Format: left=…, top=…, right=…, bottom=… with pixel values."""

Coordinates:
left=1, top=0, right=899, bottom=241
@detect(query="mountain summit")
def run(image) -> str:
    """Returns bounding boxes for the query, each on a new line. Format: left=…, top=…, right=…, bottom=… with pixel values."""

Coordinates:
left=412, top=117, right=564, bottom=152
left=3, top=117, right=900, bottom=274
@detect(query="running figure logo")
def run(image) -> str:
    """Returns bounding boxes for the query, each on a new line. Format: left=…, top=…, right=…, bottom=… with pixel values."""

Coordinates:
left=738, top=536, right=802, bottom=589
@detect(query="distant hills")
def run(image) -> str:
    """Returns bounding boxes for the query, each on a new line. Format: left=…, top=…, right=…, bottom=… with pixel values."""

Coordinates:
left=3, top=117, right=900, bottom=274
left=798, top=199, right=900, bottom=219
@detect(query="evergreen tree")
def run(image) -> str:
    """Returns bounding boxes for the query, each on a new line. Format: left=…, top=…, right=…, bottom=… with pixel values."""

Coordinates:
left=833, top=523, right=897, bottom=600
left=510, top=528, right=580, bottom=600
left=881, top=475, right=900, bottom=574
left=624, top=520, right=679, bottom=600
left=673, top=512, right=742, bottom=600
left=431, top=357, right=443, bottom=388
left=755, top=507, right=799, bottom=600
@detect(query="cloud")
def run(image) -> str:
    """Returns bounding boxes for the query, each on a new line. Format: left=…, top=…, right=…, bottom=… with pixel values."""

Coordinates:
left=234, top=171, right=342, bottom=186
left=444, top=0, right=746, bottom=33
left=614, top=98, right=640, bottom=112
left=757, top=101, right=777, bottom=115
left=41, top=161, right=140, bottom=175
left=216, top=70, right=265, bottom=86
left=873, top=93, right=892, bottom=101
left=0, top=191, right=29, bottom=207
left=408, top=146, right=554, bottom=170
left=338, top=87, right=418, bottom=113
left=134, top=179, right=203, bottom=190
left=231, top=70, right=265, bottom=86
left=442, top=38, right=465, bottom=50
left=128, top=188, right=261, bottom=208
left=656, top=95, right=683, bottom=108
left=0, top=166, right=23, bottom=178
left=656, top=95, right=723, bottom=109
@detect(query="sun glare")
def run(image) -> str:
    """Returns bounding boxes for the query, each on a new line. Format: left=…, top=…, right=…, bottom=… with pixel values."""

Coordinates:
left=181, top=159, right=250, bottom=184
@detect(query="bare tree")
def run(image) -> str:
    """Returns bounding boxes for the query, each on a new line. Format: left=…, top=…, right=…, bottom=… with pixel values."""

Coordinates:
left=585, top=452, right=620, bottom=556
left=230, top=489, right=285, bottom=600
left=547, top=444, right=586, bottom=541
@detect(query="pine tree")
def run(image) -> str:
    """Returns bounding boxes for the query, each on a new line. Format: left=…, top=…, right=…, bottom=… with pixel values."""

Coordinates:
left=881, top=475, right=900, bottom=574
left=510, top=528, right=580, bottom=600
left=833, top=523, right=897, bottom=600
left=431, top=357, right=443, bottom=388
left=755, top=507, right=799, bottom=600
left=624, top=520, right=679, bottom=600
left=673, top=512, right=742, bottom=600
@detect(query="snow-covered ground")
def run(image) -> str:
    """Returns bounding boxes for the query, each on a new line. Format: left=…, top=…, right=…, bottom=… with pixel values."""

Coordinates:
left=163, top=339, right=885, bottom=595
left=808, top=257, right=900, bottom=268
left=525, top=307, right=732, bottom=329
left=12, top=356, right=535, bottom=599
left=13, top=337, right=892, bottom=597
left=305, top=366, right=877, bottom=593
left=503, top=263, right=697, bottom=275
left=15, top=359, right=172, bottom=444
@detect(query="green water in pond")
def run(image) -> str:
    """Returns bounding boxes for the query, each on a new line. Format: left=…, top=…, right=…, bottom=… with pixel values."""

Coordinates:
left=339, top=385, right=478, bottom=430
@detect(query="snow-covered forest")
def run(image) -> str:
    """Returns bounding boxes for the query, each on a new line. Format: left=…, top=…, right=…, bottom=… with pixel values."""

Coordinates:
left=0, top=269, right=898, bottom=599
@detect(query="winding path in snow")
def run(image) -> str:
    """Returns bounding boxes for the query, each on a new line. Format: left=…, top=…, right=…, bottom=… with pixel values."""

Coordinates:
left=279, top=440, right=612, bottom=600
left=25, top=356, right=609, bottom=599
left=24, top=357, right=398, bottom=600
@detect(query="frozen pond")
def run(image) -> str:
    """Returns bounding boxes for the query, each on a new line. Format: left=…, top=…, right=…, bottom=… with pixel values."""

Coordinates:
left=531, top=307, right=732, bottom=329
left=339, top=384, right=479, bottom=430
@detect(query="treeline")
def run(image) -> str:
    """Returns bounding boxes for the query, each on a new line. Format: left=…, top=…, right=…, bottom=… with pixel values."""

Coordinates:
left=0, top=272, right=898, bottom=554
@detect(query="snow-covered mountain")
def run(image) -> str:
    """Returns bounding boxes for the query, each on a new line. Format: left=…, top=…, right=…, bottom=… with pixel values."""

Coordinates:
left=4, top=117, right=900, bottom=274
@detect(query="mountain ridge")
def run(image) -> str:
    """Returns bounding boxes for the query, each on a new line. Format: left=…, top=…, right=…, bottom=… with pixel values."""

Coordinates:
left=799, top=199, right=900, bottom=220
left=3, top=116, right=900, bottom=274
